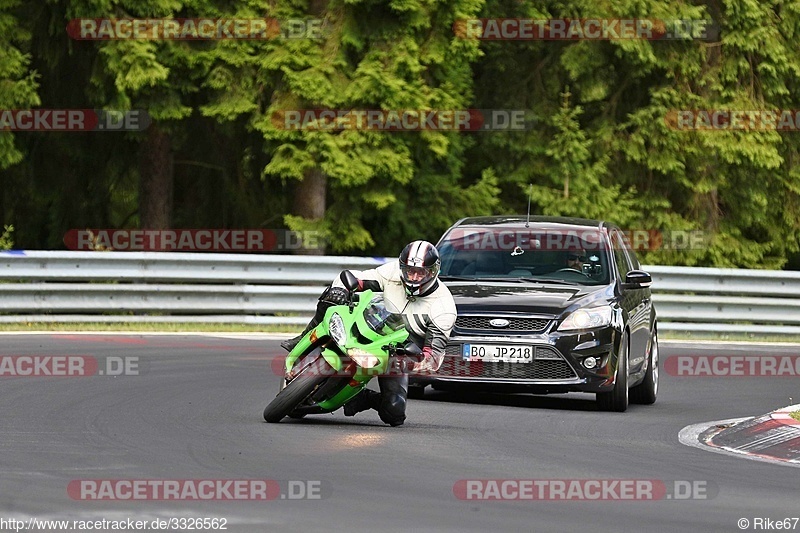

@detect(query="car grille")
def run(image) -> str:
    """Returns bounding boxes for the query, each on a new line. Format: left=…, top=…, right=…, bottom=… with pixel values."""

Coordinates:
left=455, top=316, right=550, bottom=333
left=437, top=345, right=577, bottom=381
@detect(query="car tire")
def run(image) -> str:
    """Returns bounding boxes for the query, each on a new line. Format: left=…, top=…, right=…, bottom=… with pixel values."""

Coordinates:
left=630, top=330, right=658, bottom=405
left=596, top=332, right=629, bottom=412
left=408, top=385, right=426, bottom=400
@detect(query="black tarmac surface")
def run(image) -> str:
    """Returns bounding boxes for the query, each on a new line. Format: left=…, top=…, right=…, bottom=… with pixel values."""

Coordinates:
left=0, top=334, right=797, bottom=532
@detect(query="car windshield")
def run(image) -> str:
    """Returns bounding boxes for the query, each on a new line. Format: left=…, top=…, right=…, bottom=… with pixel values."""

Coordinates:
left=363, top=295, right=406, bottom=334
left=437, top=226, right=611, bottom=285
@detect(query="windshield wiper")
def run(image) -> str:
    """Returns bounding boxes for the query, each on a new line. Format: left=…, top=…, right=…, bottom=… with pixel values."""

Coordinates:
left=441, top=275, right=589, bottom=286
left=439, top=275, right=503, bottom=282
left=513, top=277, right=579, bottom=286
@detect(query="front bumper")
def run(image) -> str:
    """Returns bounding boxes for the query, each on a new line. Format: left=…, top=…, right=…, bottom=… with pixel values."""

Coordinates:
left=410, top=326, right=621, bottom=394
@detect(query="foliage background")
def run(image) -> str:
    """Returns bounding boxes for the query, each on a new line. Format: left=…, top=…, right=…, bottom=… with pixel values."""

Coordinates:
left=2, top=0, right=800, bottom=268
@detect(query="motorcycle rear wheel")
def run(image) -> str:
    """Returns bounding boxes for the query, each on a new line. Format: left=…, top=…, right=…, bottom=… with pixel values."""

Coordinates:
left=263, top=355, right=334, bottom=423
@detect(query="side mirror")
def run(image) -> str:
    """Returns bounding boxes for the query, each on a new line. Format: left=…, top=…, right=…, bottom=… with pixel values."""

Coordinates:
left=339, top=270, right=360, bottom=292
left=623, top=270, right=652, bottom=289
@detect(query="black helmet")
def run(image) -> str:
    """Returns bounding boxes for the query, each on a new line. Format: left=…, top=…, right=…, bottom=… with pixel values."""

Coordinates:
left=399, top=240, right=441, bottom=297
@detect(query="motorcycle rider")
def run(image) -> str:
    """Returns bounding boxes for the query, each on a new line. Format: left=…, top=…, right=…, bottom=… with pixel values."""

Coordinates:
left=280, top=240, right=457, bottom=426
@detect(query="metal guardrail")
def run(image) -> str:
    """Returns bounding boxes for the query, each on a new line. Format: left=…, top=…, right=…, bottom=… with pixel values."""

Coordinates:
left=0, top=252, right=385, bottom=326
left=647, top=267, right=800, bottom=334
left=1, top=251, right=799, bottom=334
left=0, top=251, right=383, bottom=284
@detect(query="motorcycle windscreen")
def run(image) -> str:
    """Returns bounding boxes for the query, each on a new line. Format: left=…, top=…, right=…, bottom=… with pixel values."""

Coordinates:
left=364, top=295, right=405, bottom=335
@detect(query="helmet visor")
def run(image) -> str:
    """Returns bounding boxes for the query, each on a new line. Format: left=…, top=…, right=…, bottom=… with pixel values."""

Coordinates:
left=400, top=264, right=438, bottom=287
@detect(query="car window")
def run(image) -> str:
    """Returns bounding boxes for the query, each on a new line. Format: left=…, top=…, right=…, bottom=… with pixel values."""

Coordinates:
left=627, top=246, right=641, bottom=270
left=437, top=226, right=611, bottom=285
left=610, top=230, right=634, bottom=280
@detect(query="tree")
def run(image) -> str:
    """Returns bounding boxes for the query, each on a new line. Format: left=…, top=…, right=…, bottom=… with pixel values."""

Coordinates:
left=0, top=0, right=40, bottom=233
left=0, top=0, right=40, bottom=171
left=204, top=0, right=498, bottom=255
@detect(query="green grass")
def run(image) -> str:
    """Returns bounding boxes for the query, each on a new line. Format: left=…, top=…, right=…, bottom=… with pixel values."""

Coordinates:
left=0, top=322, right=799, bottom=343
left=791, top=411, right=800, bottom=422
left=0, top=322, right=297, bottom=333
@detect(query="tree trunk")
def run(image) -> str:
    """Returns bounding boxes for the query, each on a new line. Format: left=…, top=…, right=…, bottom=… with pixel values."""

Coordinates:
left=707, top=188, right=720, bottom=233
left=292, top=168, right=327, bottom=255
left=139, top=125, right=173, bottom=230
left=291, top=0, right=328, bottom=255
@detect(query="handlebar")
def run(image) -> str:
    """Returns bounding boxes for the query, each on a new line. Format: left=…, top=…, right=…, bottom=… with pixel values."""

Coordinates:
left=382, top=343, right=421, bottom=356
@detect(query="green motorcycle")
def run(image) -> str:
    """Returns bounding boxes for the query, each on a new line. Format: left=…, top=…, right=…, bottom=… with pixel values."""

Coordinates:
left=264, top=282, right=419, bottom=423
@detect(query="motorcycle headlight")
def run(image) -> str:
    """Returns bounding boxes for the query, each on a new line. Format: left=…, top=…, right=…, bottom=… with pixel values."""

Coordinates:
left=347, top=348, right=380, bottom=369
left=329, top=313, right=347, bottom=346
left=558, top=306, right=612, bottom=332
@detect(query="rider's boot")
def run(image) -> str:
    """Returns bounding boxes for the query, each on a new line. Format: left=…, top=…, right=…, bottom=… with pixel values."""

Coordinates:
left=280, top=314, right=322, bottom=352
left=344, top=389, right=381, bottom=416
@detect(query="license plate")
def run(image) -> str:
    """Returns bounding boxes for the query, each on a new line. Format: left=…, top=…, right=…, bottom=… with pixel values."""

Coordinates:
left=462, top=344, right=534, bottom=362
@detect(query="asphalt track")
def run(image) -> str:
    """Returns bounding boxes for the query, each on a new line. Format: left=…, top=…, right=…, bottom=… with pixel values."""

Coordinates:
left=0, top=334, right=798, bottom=533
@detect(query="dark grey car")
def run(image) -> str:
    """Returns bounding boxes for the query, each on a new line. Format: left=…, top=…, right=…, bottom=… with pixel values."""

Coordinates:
left=409, top=216, right=659, bottom=412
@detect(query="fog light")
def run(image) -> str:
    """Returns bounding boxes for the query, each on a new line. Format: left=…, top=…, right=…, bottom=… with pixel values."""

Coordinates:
left=583, top=357, right=598, bottom=369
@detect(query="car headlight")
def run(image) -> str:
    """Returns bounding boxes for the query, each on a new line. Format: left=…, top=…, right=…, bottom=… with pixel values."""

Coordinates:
left=329, top=313, right=347, bottom=346
left=347, top=348, right=380, bottom=368
left=558, top=306, right=612, bottom=331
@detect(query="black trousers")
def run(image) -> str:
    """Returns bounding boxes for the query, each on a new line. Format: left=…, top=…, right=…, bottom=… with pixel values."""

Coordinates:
left=358, top=372, right=409, bottom=427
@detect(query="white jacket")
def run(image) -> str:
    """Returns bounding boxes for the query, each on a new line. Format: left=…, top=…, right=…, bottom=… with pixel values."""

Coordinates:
left=333, top=260, right=457, bottom=370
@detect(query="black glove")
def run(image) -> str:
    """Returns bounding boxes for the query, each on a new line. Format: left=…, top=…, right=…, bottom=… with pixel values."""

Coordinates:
left=319, top=286, right=351, bottom=306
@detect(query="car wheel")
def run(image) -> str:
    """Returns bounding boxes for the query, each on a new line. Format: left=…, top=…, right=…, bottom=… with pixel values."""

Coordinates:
left=630, top=329, right=658, bottom=405
left=596, top=332, right=629, bottom=412
left=408, top=385, right=426, bottom=400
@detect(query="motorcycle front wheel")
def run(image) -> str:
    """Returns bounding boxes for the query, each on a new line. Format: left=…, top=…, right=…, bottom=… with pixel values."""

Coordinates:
left=263, top=355, right=335, bottom=423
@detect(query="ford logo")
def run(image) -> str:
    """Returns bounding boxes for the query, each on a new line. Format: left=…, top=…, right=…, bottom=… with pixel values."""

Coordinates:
left=489, top=319, right=510, bottom=328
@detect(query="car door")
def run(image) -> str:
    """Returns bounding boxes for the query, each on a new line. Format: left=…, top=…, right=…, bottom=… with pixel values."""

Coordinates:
left=610, top=229, right=650, bottom=374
